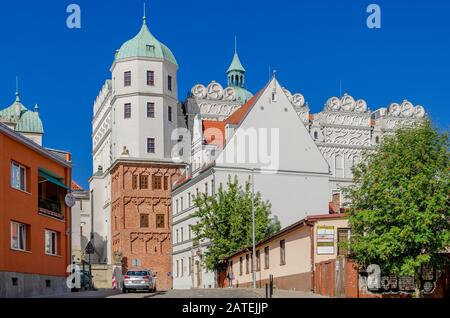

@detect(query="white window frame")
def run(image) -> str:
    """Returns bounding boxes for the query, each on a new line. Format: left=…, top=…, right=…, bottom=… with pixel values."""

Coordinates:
left=11, top=222, right=27, bottom=251
left=11, top=162, right=26, bottom=192
left=45, top=230, right=58, bottom=256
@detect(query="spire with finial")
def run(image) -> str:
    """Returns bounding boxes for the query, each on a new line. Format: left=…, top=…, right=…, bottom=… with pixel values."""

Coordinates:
left=227, top=36, right=246, bottom=88
left=34, top=103, right=39, bottom=114
left=143, top=2, right=147, bottom=25
left=15, top=76, right=21, bottom=102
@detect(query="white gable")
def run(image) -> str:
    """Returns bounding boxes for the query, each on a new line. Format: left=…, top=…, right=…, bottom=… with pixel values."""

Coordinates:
left=216, top=77, right=329, bottom=174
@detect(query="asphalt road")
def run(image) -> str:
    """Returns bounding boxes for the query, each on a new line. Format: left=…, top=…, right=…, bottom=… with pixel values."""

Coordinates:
left=42, top=288, right=324, bottom=298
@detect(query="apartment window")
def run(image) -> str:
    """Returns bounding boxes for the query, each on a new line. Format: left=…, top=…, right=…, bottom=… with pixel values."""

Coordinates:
left=176, top=260, right=179, bottom=277
left=140, top=175, right=149, bottom=189
left=176, top=229, right=179, bottom=244
left=152, top=175, right=162, bottom=189
left=246, top=254, right=250, bottom=274
left=188, top=225, right=192, bottom=240
left=147, top=138, right=155, bottom=153
left=211, top=180, right=215, bottom=195
left=147, top=71, right=155, bottom=86
left=11, top=222, right=27, bottom=251
left=239, top=257, right=243, bottom=276
left=131, top=175, right=138, bottom=190
left=168, top=75, right=172, bottom=91
left=140, top=214, right=149, bottom=228
left=280, top=240, right=286, bottom=265
left=176, top=199, right=179, bottom=214
left=189, top=257, right=193, bottom=275
left=147, top=102, right=155, bottom=118
left=205, top=182, right=208, bottom=195
left=156, top=214, right=165, bottom=228
left=45, top=230, right=58, bottom=256
left=168, top=106, right=173, bottom=122
left=256, top=250, right=261, bottom=272
left=181, top=227, right=184, bottom=242
left=124, top=71, right=131, bottom=87
left=11, top=162, right=27, bottom=192
left=124, top=103, right=131, bottom=119
left=264, top=246, right=270, bottom=269
left=180, top=197, right=184, bottom=211
left=164, top=176, right=169, bottom=191
left=338, top=228, right=352, bottom=256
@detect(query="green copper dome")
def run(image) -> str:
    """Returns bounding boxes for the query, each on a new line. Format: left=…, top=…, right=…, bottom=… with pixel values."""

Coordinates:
left=226, top=50, right=253, bottom=103
left=115, top=18, right=178, bottom=66
left=234, top=87, right=253, bottom=104
left=0, top=94, right=44, bottom=134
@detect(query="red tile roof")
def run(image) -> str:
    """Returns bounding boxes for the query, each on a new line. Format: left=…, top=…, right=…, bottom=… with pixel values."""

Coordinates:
left=225, top=86, right=266, bottom=126
left=71, top=181, right=84, bottom=191
left=202, top=120, right=226, bottom=148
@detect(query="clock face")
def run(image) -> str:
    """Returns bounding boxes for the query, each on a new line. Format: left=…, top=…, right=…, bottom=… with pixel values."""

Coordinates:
left=341, top=95, right=355, bottom=112
left=401, top=101, right=414, bottom=118
left=327, top=97, right=341, bottom=111
left=388, top=103, right=401, bottom=116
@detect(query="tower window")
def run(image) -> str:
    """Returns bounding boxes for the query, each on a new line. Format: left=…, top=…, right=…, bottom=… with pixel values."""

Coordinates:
left=147, top=102, right=155, bottom=118
left=314, top=131, right=318, bottom=140
left=140, top=175, right=149, bottom=189
left=124, top=71, right=131, bottom=87
left=147, top=71, right=155, bottom=86
left=152, top=176, right=162, bottom=190
left=124, top=103, right=131, bottom=119
left=168, top=106, right=173, bottom=122
left=147, top=138, right=155, bottom=153
left=156, top=214, right=165, bottom=229
left=140, top=214, right=149, bottom=228
left=168, top=75, right=173, bottom=91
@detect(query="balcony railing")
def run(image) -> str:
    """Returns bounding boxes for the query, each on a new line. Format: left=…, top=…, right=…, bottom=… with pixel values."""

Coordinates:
left=38, top=197, right=64, bottom=220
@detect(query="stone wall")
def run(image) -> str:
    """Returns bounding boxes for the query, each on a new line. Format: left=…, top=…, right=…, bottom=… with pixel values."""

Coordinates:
left=0, top=271, right=69, bottom=298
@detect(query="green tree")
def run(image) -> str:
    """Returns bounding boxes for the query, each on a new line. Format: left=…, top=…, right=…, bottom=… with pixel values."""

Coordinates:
left=345, top=121, right=449, bottom=283
left=191, top=176, right=281, bottom=272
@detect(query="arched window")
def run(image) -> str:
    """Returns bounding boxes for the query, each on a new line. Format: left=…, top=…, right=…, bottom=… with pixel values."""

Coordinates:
left=375, top=136, right=380, bottom=144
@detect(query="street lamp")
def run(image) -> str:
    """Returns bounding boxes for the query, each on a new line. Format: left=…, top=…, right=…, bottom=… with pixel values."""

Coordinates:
left=251, top=168, right=256, bottom=289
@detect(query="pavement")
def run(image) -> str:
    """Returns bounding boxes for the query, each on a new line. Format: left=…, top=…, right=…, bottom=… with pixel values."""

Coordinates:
left=38, top=288, right=326, bottom=298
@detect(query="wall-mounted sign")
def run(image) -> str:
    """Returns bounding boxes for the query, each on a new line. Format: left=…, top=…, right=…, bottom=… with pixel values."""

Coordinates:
left=317, top=226, right=335, bottom=255
left=65, top=193, right=76, bottom=208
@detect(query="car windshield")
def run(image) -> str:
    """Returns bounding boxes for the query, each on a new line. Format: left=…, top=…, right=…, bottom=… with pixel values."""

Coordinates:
left=127, top=271, right=152, bottom=276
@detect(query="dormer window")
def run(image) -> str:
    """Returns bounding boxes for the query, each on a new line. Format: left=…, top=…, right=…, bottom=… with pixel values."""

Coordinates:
left=272, top=91, right=277, bottom=102
left=146, top=45, right=155, bottom=53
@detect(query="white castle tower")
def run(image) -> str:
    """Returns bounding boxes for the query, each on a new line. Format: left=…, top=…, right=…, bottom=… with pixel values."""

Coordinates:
left=89, top=11, right=183, bottom=290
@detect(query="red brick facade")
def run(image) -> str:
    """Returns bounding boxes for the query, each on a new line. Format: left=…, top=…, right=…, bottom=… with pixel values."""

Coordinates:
left=110, top=161, right=181, bottom=291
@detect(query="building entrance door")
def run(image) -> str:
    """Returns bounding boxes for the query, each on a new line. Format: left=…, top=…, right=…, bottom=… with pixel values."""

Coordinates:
left=196, top=260, right=202, bottom=288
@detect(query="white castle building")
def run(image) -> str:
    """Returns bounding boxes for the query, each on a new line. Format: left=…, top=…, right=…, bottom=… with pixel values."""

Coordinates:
left=85, top=11, right=427, bottom=289
left=171, top=51, right=427, bottom=289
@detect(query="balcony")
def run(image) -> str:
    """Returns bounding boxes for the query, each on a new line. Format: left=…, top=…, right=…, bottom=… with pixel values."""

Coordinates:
left=38, top=169, right=68, bottom=220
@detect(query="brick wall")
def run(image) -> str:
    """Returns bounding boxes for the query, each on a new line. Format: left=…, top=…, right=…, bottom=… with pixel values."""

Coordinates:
left=111, top=163, right=181, bottom=291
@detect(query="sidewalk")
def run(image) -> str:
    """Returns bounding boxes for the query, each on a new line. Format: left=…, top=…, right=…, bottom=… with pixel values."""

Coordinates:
left=248, top=288, right=328, bottom=298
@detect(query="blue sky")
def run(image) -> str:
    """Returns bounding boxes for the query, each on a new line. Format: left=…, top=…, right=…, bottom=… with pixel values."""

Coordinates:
left=0, top=0, right=449, bottom=188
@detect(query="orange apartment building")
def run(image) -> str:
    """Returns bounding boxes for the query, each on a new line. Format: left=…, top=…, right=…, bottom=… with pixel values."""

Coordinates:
left=0, top=122, right=72, bottom=297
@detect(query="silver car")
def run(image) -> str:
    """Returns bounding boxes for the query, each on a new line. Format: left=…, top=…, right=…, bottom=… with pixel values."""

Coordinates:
left=123, top=269, right=157, bottom=293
